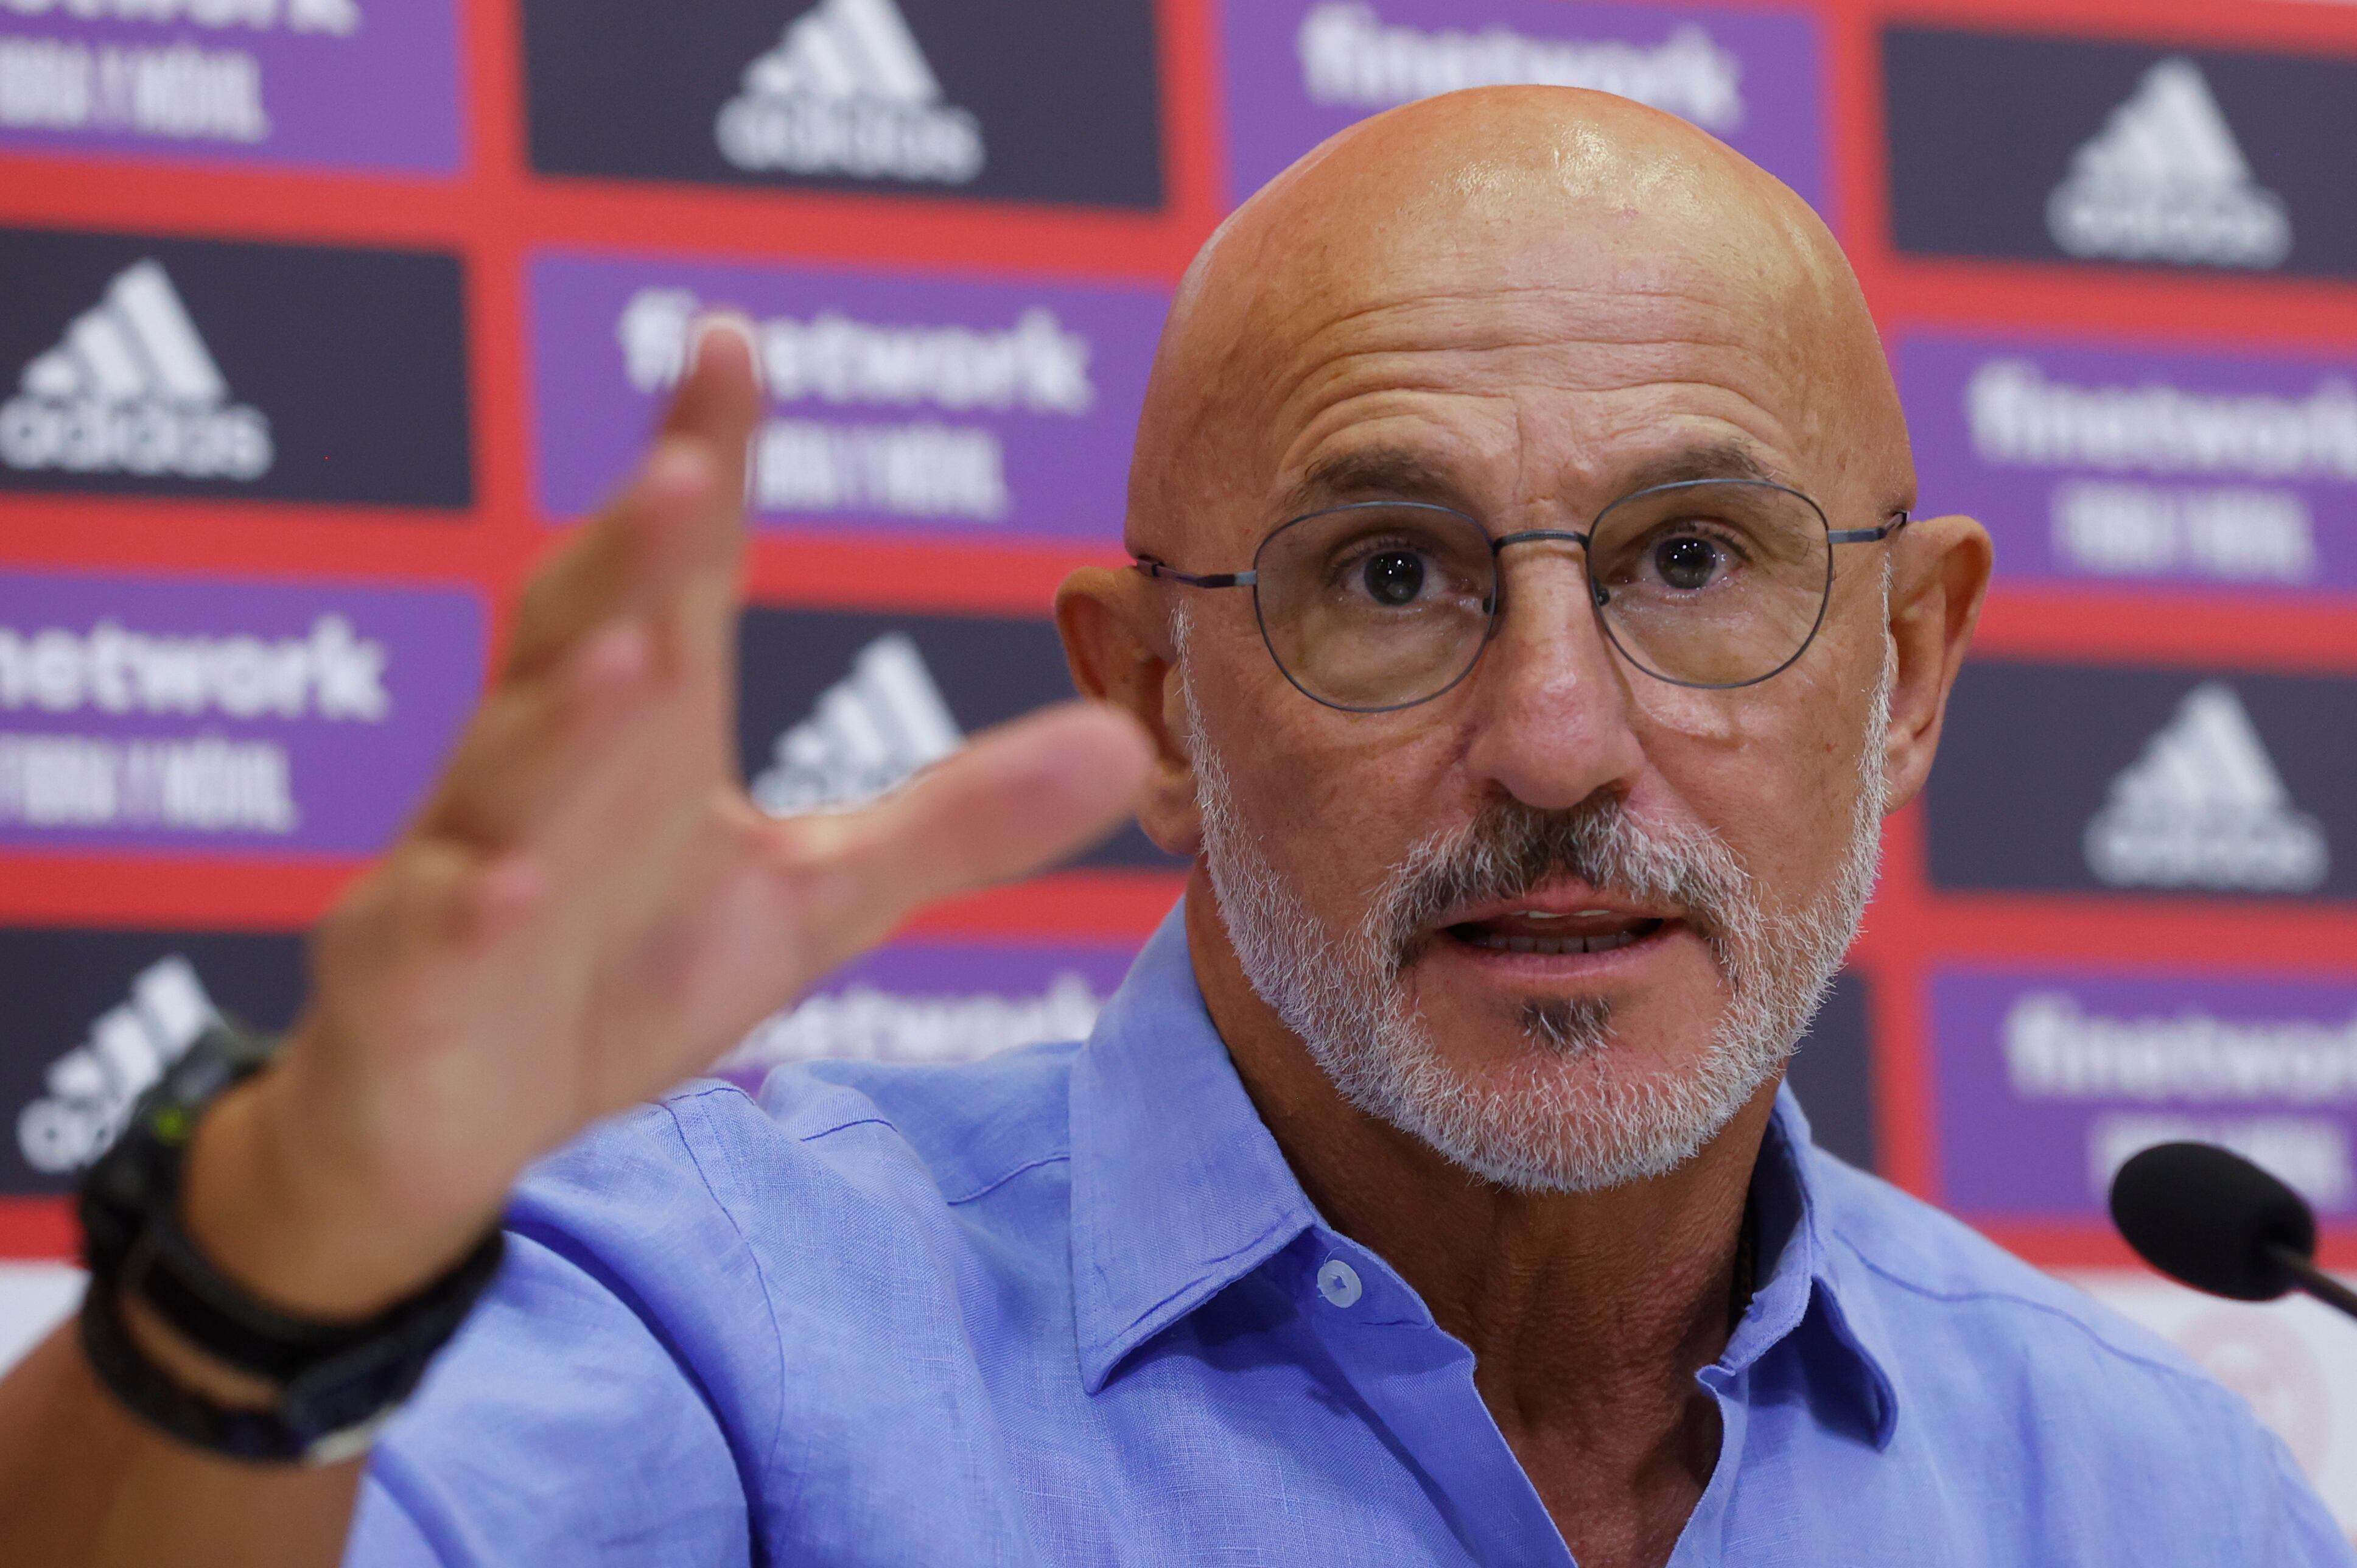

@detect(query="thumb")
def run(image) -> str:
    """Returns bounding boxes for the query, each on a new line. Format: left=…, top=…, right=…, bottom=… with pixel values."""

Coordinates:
left=771, top=701, right=1157, bottom=974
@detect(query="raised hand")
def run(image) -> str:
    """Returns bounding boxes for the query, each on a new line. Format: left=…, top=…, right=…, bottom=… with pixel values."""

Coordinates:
left=180, top=318, right=1154, bottom=1319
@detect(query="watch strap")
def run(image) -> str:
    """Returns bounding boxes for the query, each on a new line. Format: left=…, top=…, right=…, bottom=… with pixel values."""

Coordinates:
left=77, top=1017, right=505, bottom=1464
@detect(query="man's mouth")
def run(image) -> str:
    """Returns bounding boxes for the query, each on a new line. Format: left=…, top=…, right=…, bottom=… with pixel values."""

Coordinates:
left=1441, top=908, right=1670, bottom=957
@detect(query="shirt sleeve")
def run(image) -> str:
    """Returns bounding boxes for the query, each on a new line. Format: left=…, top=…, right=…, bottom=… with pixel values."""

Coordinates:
left=2263, top=1425, right=2357, bottom=1567
left=341, top=1094, right=787, bottom=1568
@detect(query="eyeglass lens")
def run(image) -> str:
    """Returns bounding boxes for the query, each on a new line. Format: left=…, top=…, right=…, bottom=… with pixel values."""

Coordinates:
left=1250, top=482, right=1835, bottom=711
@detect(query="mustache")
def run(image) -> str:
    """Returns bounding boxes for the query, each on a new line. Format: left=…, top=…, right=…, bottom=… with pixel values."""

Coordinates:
left=1373, top=793, right=1752, bottom=965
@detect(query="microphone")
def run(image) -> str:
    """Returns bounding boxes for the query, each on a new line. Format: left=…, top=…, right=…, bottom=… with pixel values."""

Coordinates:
left=2109, top=1141, right=2357, bottom=1321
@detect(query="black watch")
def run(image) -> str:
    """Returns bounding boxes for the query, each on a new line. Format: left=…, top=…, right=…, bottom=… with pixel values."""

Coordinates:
left=77, top=1017, right=505, bottom=1465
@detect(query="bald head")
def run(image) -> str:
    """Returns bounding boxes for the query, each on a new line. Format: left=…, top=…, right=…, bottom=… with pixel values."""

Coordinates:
left=1127, top=86, right=1911, bottom=565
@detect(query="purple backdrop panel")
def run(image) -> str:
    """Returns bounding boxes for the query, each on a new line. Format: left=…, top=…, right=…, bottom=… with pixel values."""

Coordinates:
left=1902, top=331, right=2357, bottom=598
left=1933, top=967, right=2357, bottom=1222
left=0, top=570, right=482, bottom=856
left=1220, top=0, right=1827, bottom=215
left=715, top=937, right=1145, bottom=1087
left=530, top=253, right=1166, bottom=546
left=0, top=3, right=461, bottom=174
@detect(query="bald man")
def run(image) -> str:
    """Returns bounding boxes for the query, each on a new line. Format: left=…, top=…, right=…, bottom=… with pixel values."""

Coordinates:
left=1, top=88, right=2344, bottom=1568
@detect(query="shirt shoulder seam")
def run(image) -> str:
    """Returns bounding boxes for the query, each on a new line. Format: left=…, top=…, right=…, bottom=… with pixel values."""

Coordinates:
left=660, top=1094, right=808, bottom=1529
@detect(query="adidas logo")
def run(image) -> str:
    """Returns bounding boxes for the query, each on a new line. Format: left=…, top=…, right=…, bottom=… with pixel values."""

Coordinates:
left=2084, top=681, right=2328, bottom=893
left=715, top=0, right=984, bottom=185
left=751, top=632, right=962, bottom=815
left=0, top=259, right=272, bottom=481
left=2045, top=57, right=2291, bottom=270
left=15, top=955, right=217, bottom=1175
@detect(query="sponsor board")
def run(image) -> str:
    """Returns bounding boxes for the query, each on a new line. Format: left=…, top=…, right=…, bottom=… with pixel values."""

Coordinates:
left=1785, top=970, right=1875, bottom=1173
left=0, top=228, right=469, bottom=506
left=530, top=253, right=1160, bottom=542
left=1886, top=28, right=2357, bottom=279
left=1933, top=968, right=2357, bottom=1222
left=520, top=0, right=1161, bottom=208
left=0, top=0, right=459, bottom=173
left=2067, top=1269, right=2357, bottom=1534
left=717, top=937, right=1140, bottom=1080
left=0, top=571, right=482, bottom=854
left=1928, top=662, right=2352, bottom=900
left=0, top=926, right=306, bottom=1196
left=735, top=604, right=1178, bottom=869
left=1221, top=0, right=1827, bottom=214
left=1903, top=331, right=2357, bottom=595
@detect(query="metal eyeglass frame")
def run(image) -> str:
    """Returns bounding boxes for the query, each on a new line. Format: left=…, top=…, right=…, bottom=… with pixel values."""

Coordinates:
left=1133, top=478, right=1911, bottom=713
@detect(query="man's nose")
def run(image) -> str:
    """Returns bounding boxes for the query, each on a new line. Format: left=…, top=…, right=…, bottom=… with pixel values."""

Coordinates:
left=1459, top=547, right=1647, bottom=812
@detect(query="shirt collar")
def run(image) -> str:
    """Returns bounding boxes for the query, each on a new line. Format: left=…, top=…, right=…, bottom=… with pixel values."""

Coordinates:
left=1069, top=901, right=1318, bottom=1393
left=1731, top=1087, right=1903, bottom=1447
left=1068, top=898, right=1903, bottom=1444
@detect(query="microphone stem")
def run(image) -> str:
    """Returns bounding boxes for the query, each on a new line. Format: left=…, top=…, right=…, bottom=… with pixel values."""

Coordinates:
left=2265, top=1244, right=2357, bottom=1321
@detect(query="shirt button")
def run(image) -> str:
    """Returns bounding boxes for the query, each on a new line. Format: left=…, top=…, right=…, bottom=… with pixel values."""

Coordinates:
left=1317, top=1258, right=1364, bottom=1309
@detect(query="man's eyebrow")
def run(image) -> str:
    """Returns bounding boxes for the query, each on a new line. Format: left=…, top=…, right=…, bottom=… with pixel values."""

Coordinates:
left=1276, top=439, right=1793, bottom=521
left=1617, top=441, right=1784, bottom=493
left=1280, top=448, right=1467, bottom=516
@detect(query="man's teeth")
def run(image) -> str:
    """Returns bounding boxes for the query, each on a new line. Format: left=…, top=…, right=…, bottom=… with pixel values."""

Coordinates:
left=1463, top=927, right=1642, bottom=956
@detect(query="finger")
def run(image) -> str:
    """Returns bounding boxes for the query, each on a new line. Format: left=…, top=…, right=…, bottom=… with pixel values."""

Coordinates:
left=416, top=617, right=660, bottom=851
left=505, top=316, right=762, bottom=683
left=312, top=837, right=544, bottom=1015
left=771, top=701, right=1155, bottom=975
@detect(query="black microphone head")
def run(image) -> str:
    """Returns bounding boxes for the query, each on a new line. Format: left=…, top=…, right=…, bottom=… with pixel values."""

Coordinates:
left=2109, top=1141, right=2315, bottom=1301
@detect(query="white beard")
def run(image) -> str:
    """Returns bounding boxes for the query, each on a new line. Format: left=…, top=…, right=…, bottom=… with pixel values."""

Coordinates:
left=1182, top=612, right=1893, bottom=1193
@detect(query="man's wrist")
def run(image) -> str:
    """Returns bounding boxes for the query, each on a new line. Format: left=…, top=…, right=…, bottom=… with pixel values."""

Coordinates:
left=181, top=1061, right=497, bottom=1323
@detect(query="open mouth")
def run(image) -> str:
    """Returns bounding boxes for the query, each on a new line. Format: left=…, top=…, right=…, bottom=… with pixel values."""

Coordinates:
left=1443, top=909, right=1670, bottom=957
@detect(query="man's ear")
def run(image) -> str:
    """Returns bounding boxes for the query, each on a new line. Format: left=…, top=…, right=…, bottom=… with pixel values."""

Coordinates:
left=1880, top=514, right=1993, bottom=813
left=1055, top=566, right=1203, bottom=856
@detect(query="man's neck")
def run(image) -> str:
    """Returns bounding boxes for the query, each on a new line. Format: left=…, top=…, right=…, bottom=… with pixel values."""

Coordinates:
left=1183, top=883, right=1779, bottom=1568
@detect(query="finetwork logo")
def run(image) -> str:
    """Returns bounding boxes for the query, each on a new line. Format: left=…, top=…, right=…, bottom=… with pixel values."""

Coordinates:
left=0, top=0, right=357, bottom=32
left=1964, top=355, right=2357, bottom=584
left=716, top=0, right=983, bottom=184
left=725, top=971, right=1105, bottom=1069
left=2005, top=990, right=2357, bottom=1210
left=2084, top=682, right=2328, bottom=893
left=0, top=610, right=388, bottom=835
left=2047, top=57, right=2290, bottom=270
left=618, top=285, right=1093, bottom=523
left=1295, top=2, right=1743, bottom=131
left=750, top=632, right=961, bottom=815
left=16, top=953, right=215, bottom=1174
left=0, top=258, right=271, bottom=481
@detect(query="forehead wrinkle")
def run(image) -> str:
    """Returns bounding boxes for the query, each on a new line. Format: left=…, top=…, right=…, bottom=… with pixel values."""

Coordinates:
left=1270, top=337, right=1807, bottom=504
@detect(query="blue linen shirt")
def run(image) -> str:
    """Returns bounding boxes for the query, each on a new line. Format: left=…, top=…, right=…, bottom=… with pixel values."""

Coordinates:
left=349, top=905, right=2351, bottom=1565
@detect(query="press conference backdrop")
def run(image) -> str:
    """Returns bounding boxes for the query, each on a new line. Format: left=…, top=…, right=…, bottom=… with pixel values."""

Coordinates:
left=3, top=0, right=2357, bottom=1527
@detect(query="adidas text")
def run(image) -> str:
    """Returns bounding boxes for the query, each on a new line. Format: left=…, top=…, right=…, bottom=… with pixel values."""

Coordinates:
left=716, top=0, right=983, bottom=184
left=2084, top=682, right=2328, bottom=892
left=17, top=954, right=215, bottom=1174
left=2, top=257, right=273, bottom=481
left=2046, top=58, right=2290, bottom=270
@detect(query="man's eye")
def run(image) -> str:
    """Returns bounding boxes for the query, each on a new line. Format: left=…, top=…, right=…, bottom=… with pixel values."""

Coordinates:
left=1360, top=550, right=1428, bottom=606
left=1652, top=535, right=1726, bottom=591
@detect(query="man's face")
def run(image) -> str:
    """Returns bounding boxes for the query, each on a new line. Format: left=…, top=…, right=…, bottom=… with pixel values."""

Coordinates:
left=1172, top=230, right=1900, bottom=1190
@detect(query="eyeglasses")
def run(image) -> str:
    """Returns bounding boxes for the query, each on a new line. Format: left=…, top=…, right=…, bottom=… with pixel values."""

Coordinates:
left=1135, top=478, right=1907, bottom=713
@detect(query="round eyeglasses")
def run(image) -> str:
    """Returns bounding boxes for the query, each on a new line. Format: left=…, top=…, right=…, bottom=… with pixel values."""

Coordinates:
left=1135, top=478, right=1908, bottom=713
